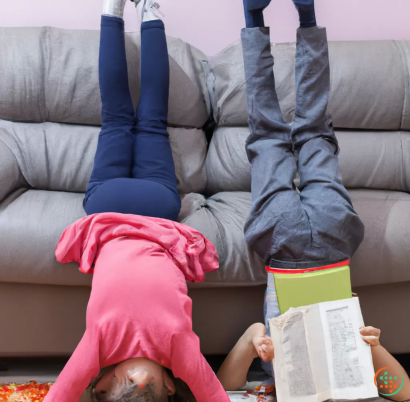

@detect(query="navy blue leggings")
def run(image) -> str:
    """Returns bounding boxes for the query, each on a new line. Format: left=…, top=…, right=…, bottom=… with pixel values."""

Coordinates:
left=84, top=16, right=181, bottom=221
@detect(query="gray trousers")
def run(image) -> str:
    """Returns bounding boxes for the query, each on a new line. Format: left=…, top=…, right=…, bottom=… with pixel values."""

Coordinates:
left=241, top=26, right=365, bottom=266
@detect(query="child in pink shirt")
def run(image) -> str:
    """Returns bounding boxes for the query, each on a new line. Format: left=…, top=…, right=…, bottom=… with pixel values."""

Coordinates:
left=45, top=213, right=229, bottom=402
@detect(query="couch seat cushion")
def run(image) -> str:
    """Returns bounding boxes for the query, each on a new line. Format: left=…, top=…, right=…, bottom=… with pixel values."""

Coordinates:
left=1, top=189, right=408, bottom=289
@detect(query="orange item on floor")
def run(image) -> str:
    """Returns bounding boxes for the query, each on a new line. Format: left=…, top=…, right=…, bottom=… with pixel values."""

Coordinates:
left=0, top=381, right=51, bottom=401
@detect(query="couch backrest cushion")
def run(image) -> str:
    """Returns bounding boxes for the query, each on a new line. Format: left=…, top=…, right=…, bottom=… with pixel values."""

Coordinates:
left=206, top=127, right=410, bottom=194
left=0, top=120, right=207, bottom=195
left=208, top=39, right=410, bottom=195
left=0, top=27, right=210, bottom=128
left=0, top=28, right=46, bottom=123
left=210, top=40, right=410, bottom=131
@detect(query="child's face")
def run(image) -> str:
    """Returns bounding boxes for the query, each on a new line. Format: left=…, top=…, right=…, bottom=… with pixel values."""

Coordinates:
left=93, top=358, right=175, bottom=401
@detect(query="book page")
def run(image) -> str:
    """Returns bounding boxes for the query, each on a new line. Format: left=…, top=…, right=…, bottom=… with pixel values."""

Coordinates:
left=270, top=310, right=323, bottom=402
left=320, top=298, right=379, bottom=400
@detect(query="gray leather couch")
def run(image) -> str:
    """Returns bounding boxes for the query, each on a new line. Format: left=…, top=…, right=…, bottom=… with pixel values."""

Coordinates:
left=0, top=27, right=409, bottom=357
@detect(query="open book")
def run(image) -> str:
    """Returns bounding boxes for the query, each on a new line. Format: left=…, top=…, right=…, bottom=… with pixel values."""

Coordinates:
left=269, top=298, right=379, bottom=402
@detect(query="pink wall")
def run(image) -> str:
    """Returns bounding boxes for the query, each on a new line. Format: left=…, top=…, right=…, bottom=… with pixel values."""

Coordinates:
left=1, top=0, right=409, bottom=55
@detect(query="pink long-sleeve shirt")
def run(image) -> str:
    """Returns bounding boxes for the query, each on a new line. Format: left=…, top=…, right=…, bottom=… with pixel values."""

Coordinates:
left=44, top=213, right=230, bottom=402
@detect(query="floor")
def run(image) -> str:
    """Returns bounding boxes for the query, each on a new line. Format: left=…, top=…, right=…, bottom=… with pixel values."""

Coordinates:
left=1, top=354, right=409, bottom=385
left=0, top=358, right=68, bottom=384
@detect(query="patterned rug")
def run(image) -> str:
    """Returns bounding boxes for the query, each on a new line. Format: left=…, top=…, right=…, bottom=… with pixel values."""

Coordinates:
left=0, top=382, right=51, bottom=401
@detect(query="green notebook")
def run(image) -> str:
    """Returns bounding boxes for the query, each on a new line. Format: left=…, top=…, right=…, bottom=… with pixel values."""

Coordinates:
left=272, top=266, right=352, bottom=314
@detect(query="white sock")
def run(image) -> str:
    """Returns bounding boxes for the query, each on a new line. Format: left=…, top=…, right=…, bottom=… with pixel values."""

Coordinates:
left=136, top=0, right=162, bottom=22
left=103, top=0, right=127, bottom=18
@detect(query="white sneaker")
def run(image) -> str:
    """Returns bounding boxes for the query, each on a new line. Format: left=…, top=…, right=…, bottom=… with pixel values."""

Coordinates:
left=134, top=0, right=163, bottom=22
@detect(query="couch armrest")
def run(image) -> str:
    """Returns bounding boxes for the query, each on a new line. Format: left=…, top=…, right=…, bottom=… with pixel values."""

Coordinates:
left=0, top=139, right=21, bottom=202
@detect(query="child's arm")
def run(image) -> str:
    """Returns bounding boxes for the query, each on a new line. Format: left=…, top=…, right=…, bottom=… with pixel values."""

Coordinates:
left=361, top=326, right=410, bottom=401
left=44, top=330, right=100, bottom=402
left=170, top=332, right=230, bottom=402
left=217, top=323, right=274, bottom=391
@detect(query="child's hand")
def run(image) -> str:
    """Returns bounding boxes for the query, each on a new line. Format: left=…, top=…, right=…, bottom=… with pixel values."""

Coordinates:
left=253, top=335, right=274, bottom=362
left=360, top=326, right=381, bottom=347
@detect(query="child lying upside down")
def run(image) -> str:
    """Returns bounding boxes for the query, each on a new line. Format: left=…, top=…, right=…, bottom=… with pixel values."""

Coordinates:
left=234, top=0, right=410, bottom=397
left=48, top=213, right=226, bottom=402
left=44, top=0, right=229, bottom=401
left=217, top=324, right=410, bottom=402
